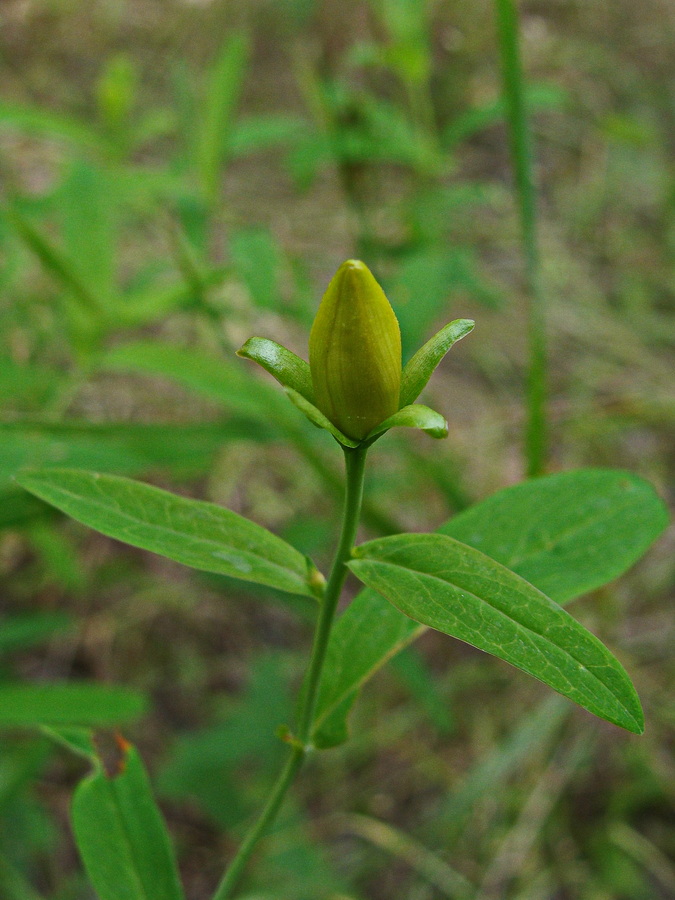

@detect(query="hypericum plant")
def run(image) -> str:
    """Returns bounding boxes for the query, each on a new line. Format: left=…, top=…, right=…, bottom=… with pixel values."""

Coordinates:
left=15, top=260, right=668, bottom=900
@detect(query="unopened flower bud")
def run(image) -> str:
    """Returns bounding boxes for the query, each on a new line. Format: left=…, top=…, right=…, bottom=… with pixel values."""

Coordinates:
left=309, top=260, right=402, bottom=440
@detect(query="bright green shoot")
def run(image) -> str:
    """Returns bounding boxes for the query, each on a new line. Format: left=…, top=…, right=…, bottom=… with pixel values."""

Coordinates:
left=14, top=259, right=668, bottom=900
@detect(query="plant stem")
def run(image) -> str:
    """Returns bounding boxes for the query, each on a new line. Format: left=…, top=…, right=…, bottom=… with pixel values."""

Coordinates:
left=494, top=0, right=547, bottom=478
left=212, top=444, right=368, bottom=899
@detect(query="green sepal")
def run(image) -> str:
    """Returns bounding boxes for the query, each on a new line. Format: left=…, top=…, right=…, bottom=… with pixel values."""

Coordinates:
left=365, top=404, right=448, bottom=441
left=284, top=388, right=360, bottom=448
left=237, top=337, right=315, bottom=404
left=400, top=319, right=474, bottom=407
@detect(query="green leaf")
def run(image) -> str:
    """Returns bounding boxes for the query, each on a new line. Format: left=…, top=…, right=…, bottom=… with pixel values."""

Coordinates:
left=229, top=114, right=305, bottom=157
left=0, top=684, right=147, bottom=728
left=8, top=206, right=103, bottom=319
left=42, top=726, right=97, bottom=760
left=442, top=469, right=670, bottom=603
left=0, top=420, right=263, bottom=489
left=0, top=852, right=47, bottom=900
left=284, top=388, right=360, bottom=448
left=101, top=341, right=290, bottom=425
left=230, top=227, right=281, bottom=310
left=0, top=101, right=109, bottom=154
left=61, top=160, right=116, bottom=304
left=72, top=743, right=185, bottom=900
left=312, top=588, right=424, bottom=747
left=0, top=419, right=265, bottom=530
left=0, top=613, right=72, bottom=654
left=238, top=337, right=315, bottom=403
left=366, top=404, right=448, bottom=441
left=16, top=469, right=318, bottom=598
left=198, top=31, right=249, bottom=202
left=349, top=533, right=644, bottom=733
left=400, top=319, right=475, bottom=407
left=0, top=489, right=50, bottom=530
left=313, top=469, right=666, bottom=745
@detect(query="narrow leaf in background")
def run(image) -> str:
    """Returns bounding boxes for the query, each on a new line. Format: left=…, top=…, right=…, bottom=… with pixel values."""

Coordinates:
left=72, top=741, right=185, bottom=900
left=0, top=684, right=147, bottom=728
left=494, top=0, right=547, bottom=477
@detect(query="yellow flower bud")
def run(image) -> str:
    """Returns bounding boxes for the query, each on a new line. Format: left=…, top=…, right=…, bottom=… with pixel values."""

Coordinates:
left=309, top=260, right=402, bottom=440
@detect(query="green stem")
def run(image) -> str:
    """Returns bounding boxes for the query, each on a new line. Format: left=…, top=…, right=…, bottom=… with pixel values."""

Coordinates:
left=494, top=0, right=547, bottom=478
left=212, top=444, right=368, bottom=900
left=296, top=445, right=367, bottom=743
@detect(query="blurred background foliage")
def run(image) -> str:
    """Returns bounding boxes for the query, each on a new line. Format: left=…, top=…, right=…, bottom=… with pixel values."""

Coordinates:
left=0, top=0, right=673, bottom=897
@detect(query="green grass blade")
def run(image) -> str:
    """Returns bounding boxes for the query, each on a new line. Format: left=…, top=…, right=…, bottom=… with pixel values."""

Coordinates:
left=494, top=0, right=546, bottom=477
left=198, top=32, right=249, bottom=204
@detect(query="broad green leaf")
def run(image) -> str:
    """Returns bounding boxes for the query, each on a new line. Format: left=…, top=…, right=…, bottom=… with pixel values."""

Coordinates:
left=366, top=404, right=448, bottom=440
left=99, top=342, right=376, bottom=517
left=16, top=469, right=319, bottom=598
left=312, top=588, right=424, bottom=747
left=72, top=742, right=185, bottom=900
left=238, top=337, right=315, bottom=403
left=349, top=532, right=644, bottom=733
left=440, top=468, right=669, bottom=603
left=313, top=469, right=666, bottom=745
left=284, top=388, right=360, bottom=448
left=0, top=684, right=147, bottom=728
left=399, top=319, right=474, bottom=407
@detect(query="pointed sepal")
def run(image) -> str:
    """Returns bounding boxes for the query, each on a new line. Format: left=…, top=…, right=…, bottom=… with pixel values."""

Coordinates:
left=365, top=404, right=448, bottom=441
left=400, top=319, right=474, bottom=407
left=237, top=337, right=315, bottom=404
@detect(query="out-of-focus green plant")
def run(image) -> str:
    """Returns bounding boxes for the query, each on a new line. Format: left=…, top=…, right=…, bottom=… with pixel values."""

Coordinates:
left=13, top=260, right=668, bottom=900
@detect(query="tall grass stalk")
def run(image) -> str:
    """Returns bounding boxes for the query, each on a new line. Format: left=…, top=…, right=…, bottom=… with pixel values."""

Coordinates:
left=494, top=0, right=547, bottom=477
